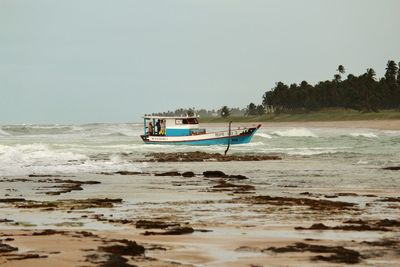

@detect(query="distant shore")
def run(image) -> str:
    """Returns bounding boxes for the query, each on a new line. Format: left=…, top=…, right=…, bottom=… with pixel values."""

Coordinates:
left=203, top=120, right=400, bottom=130
left=199, top=109, right=400, bottom=123
left=198, top=109, right=400, bottom=130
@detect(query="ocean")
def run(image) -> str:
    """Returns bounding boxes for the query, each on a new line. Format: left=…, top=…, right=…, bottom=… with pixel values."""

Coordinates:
left=0, top=123, right=399, bottom=179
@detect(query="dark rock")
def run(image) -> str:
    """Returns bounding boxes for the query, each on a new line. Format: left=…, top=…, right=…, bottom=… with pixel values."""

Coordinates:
left=145, top=151, right=281, bottom=162
left=155, top=171, right=181, bottom=176
left=39, top=179, right=101, bottom=196
left=362, top=194, right=378, bottom=197
left=32, top=229, right=63, bottom=236
left=143, top=226, right=194, bottom=236
left=243, top=195, right=356, bottom=211
left=203, top=171, right=226, bottom=178
left=378, top=197, right=400, bottom=202
left=13, top=198, right=122, bottom=210
left=324, top=195, right=338, bottom=198
left=0, top=198, right=26, bottom=203
left=265, top=242, right=361, bottom=264
left=375, top=219, right=400, bottom=227
left=362, top=239, right=399, bottom=247
left=135, top=220, right=179, bottom=229
left=76, top=231, right=97, bottom=237
left=182, top=171, right=195, bottom=177
left=295, top=223, right=330, bottom=230
left=211, top=180, right=255, bottom=193
left=382, top=166, right=400, bottom=170
left=99, top=240, right=145, bottom=256
left=7, top=254, right=47, bottom=260
left=295, top=223, right=390, bottom=231
left=86, top=253, right=136, bottom=267
left=0, top=219, right=14, bottom=223
left=227, top=174, right=248, bottom=180
left=0, top=243, right=18, bottom=253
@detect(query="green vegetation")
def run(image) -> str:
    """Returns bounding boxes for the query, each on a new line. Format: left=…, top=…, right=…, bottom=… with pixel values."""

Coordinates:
left=263, top=60, right=400, bottom=113
left=220, top=106, right=230, bottom=118
left=199, top=109, right=400, bottom=123
left=152, top=60, right=400, bottom=122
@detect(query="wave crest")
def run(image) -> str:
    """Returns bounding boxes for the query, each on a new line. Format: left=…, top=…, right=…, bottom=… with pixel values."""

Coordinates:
left=271, top=128, right=317, bottom=137
left=349, top=133, right=378, bottom=138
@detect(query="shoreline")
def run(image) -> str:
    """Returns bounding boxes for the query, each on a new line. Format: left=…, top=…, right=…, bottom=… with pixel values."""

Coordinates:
left=202, top=119, right=400, bottom=130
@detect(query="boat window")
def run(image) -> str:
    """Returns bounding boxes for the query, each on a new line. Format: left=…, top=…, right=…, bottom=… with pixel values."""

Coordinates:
left=175, top=118, right=198, bottom=125
left=182, top=118, right=198, bottom=124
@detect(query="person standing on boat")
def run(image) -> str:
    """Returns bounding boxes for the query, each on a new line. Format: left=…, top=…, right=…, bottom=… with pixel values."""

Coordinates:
left=148, top=121, right=154, bottom=136
left=160, top=119, right=166, bottom=135
left=156, top=119, right=161, bottom=135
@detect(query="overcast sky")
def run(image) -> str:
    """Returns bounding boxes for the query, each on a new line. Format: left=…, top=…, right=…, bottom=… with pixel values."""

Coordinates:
left=1, top=0, right=400, bottom=124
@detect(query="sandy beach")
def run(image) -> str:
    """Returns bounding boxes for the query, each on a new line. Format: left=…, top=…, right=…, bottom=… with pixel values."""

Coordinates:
left=1, top=122, right=400, bottom=266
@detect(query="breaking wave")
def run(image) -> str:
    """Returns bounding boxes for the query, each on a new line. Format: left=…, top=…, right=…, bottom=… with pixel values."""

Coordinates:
left=0, top=128, right=11, bottom=136
left=0, top=143, right=141, bottom=176
left=270, top=128, right=317, bottom=137
left=349, top=133, right=378, bottom=138
left=255, top=133, right=273, bottom=139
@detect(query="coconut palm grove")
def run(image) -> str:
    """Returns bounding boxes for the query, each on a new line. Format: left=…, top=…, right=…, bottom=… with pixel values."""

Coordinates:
left=152, top=60, right=400, bottom=117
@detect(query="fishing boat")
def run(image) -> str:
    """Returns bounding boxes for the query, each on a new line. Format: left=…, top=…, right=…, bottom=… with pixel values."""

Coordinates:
left=140, top=115, right=261, bottom=145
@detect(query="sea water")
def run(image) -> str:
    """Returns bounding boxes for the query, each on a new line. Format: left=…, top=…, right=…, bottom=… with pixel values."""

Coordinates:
left=0, top=123, right=399, bottom=176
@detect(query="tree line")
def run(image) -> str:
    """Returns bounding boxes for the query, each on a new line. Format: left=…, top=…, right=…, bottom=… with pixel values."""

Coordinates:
left=263, top=60, right=400, bottom=113
left=152, top=107, right=248, bottom=118
left=153, top=60, right=400, bottom=117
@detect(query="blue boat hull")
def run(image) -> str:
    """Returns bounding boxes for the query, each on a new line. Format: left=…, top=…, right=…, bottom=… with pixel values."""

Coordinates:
left=142, top=125, right=260, bottom=146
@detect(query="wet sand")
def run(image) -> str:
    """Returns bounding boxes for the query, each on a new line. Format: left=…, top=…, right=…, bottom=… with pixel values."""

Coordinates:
left=1, top=155, right=400, bottom=266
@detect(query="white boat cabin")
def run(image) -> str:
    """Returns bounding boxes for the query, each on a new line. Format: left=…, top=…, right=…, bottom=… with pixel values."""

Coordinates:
left=143, top=116, right=206, bottom=137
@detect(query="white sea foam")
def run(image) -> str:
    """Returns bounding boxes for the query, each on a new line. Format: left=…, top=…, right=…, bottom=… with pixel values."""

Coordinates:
left=0, top=143, right=141, bottom=176
left=349, top=133, right=378, bottom=138
left=259, top=146, right=350, bottom=155
left=270, top=128, right=317, bottom=137
left=255, top=133, right=273, bottom=139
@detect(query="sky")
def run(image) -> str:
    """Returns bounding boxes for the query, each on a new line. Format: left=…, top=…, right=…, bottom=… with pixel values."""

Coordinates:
left=1, top=0, right=400, bottom=124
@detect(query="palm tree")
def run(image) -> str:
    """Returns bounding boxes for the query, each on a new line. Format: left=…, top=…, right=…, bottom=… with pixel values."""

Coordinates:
left=220, top=106, right=230, bottom=118
left=366, top=68, right=376, bottom=80
left=187, top=108, right=194, bottom=117
left=256, top=105, right=266, bottom=115
left=397, top=62, right=400, bottom=86
left=385, top=60, right=398, bottom=82
left=246, top=103, right=257, bottom=116
left=334, top=74, right=341, bottom=82
left=337, top=65, right=345, bottom=74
